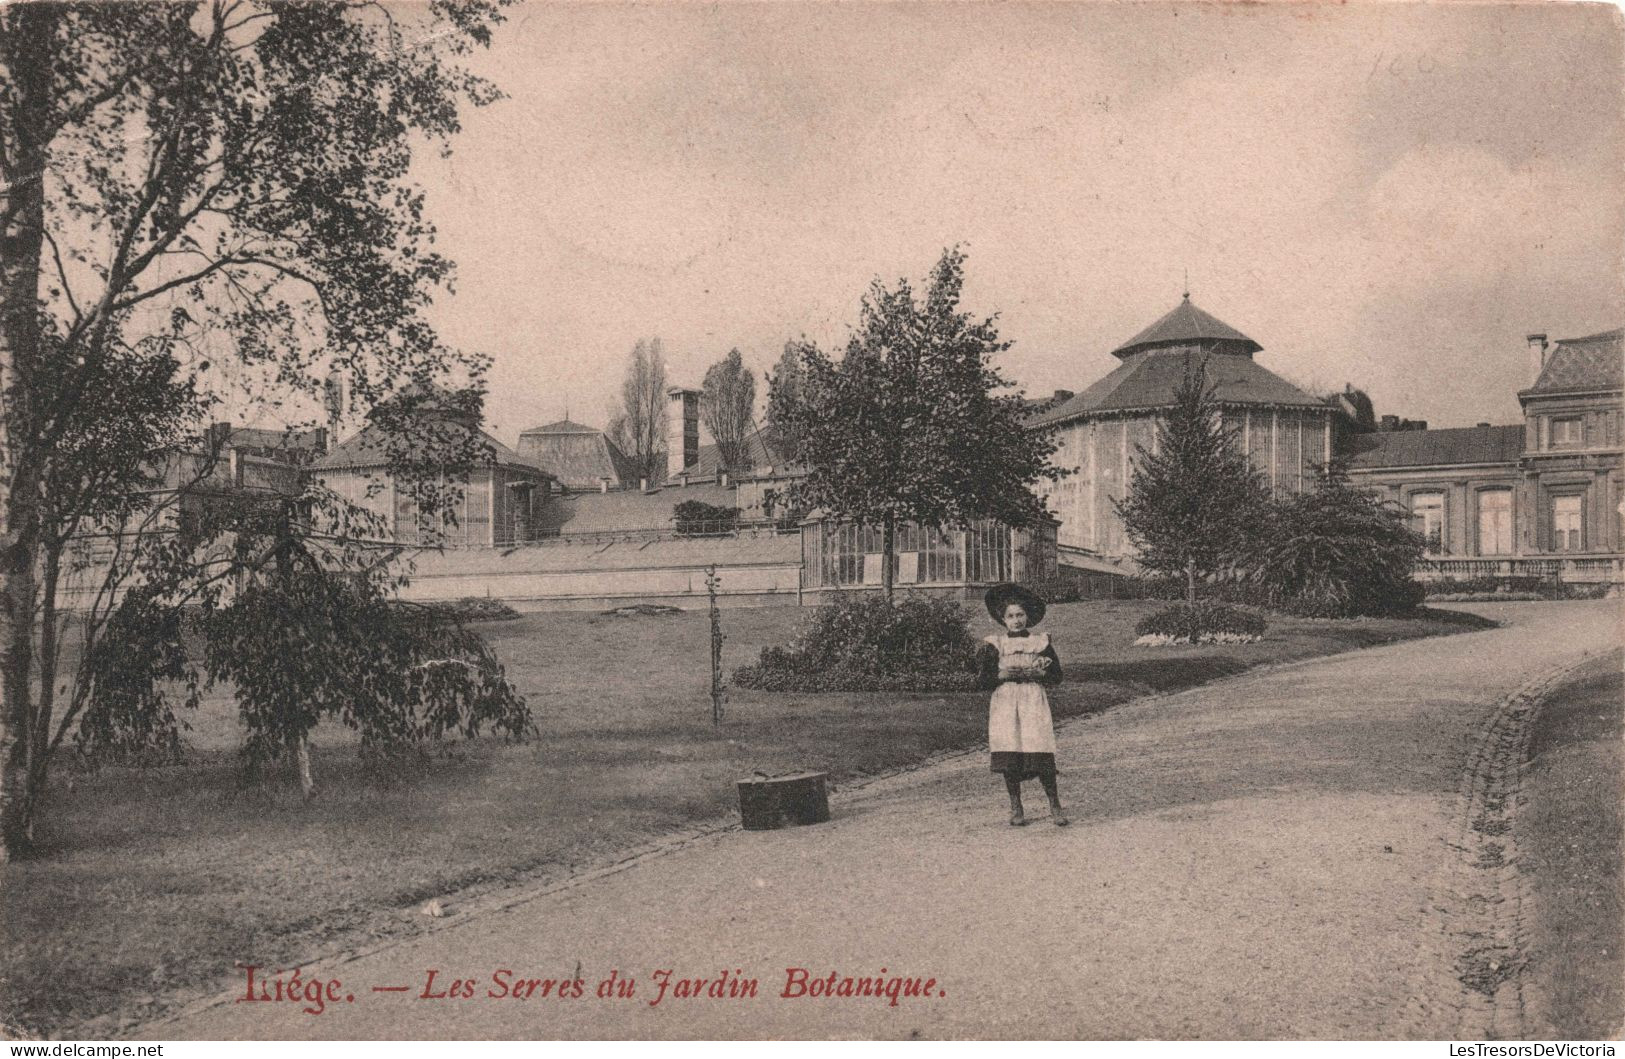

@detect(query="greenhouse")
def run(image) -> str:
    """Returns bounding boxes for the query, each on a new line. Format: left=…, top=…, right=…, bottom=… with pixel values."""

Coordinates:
left=798, top=516, right=1058, bottom=601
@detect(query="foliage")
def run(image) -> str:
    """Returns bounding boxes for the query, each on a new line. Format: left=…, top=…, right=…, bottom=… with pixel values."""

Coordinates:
left=1133, top=602, right=1268, bottom=643
left=71, top=496, right=532, bottom=783
left=70, top=591, right=198, bottom=768
left=732, top=592, right=980, bottom=692
left=418, top=596, right=522, bottom=623
left=1114, top=357, right=1272, bottom=604
left=766, top=247, right=1064, bottom=597
left=673, top=499, right=739, bottom=537
left=201, top=563, right=532, bottom=778
left=1018, top=576, right=1086, bottom=605
left=700, top=348, right=756, bottom=472
left=1250, top=459, right=1427, bottom=617
left=764, top=340, right=808, bottom=463
left=0, top=1, right=511, bottom=853
left=607, top=337, right=669, bottom=484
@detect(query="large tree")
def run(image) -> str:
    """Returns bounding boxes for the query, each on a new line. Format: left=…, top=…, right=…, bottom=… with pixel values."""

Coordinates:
left=607, top=337, right=667, bottom=483
left=768, top=247, right=1063, bottom=599
left=1114, top=357, right=1272, bottom=603
left=0, top=0, right=513, bottom=857
left=700, top=347, right=756, bottom=472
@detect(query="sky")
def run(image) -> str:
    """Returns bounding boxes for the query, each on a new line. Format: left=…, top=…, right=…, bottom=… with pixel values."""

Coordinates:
left=406, top=1, right=1624, bottom=444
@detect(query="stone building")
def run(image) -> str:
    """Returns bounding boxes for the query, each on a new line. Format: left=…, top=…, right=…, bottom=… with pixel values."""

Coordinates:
left=1029, top=296, right=1336, bottom=569
left=1347, top=327, right=1623, bottom=582
left=311, top=389, right=556, bottom=547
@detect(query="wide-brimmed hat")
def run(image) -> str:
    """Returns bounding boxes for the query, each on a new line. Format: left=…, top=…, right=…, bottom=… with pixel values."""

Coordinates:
left=984, top=583, right=1046, bottom=626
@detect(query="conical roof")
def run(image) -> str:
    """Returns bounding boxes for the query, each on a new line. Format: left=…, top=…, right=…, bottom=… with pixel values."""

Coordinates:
left=521, top=418, right=601, bottom=435
left=1110, top=295, right=1262, bottom=359
left=1029, top=297, right=1324, bottom=429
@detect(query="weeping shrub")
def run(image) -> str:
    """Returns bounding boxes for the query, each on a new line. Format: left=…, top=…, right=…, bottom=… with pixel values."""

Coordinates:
left=204, top=562, right=533, bottom=776
left=1250, top=460, right=1427, bottom=618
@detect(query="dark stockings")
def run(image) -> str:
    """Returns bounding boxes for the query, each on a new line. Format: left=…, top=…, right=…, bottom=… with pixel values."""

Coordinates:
left=1005, top=772, right=1068, bottom=826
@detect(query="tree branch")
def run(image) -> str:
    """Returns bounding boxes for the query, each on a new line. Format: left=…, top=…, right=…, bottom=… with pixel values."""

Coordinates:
left=41, top=227, right=83, bottom=323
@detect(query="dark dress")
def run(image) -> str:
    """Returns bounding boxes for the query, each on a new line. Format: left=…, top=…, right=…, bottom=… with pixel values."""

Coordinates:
left=976, top=632, right=1063, bottom=781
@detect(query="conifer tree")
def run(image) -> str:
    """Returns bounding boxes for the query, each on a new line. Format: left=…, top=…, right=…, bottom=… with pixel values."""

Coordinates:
left=1115, top=358, right=1271, bottom=603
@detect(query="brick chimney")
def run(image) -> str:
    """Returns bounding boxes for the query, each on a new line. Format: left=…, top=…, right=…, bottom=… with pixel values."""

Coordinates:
left=665, top=387, right=700, bottom=480
left=1527, top=333, right=1549, bottom=384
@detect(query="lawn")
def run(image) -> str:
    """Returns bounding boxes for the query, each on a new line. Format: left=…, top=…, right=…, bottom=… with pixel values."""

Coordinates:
left=1520, top=650, right=1623, bottom=1038
left=1, top=599, right=1487, bottom=1035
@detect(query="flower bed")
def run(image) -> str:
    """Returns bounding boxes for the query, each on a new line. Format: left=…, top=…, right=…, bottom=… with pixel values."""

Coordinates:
left=1132, top=602, right=1267, bottom=646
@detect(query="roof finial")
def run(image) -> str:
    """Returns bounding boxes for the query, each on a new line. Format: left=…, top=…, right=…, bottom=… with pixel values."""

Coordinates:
left=1183, top=268, right=1190, bottom=301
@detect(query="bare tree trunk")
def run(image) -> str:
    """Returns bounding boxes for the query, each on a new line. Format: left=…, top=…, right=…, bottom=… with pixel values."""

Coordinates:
left=271, top=508, right=316, bottom=800
left=881, top=515, right=895, bottom=602
left=20, top=546, right=63, bottom=838
left=1185, top=560, right=1197, bottom=605
left=296, top=736, right=315, bottom=800
left=0, top=6, right=56, bottom=859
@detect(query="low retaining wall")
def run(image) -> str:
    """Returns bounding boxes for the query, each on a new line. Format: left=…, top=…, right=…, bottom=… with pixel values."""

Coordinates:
left=52, top=534, right=805, bottom=613
left=396, top=535, right=803, bottom=611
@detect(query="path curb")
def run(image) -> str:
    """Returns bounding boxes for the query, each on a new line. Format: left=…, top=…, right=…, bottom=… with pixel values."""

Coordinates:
left=1426, top=653, right=1594, bottom=1040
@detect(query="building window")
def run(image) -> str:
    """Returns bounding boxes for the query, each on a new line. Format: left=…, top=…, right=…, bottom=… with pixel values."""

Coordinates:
left=1410, top=492, right=1445, bottom=554
left=1551, top=417, right=1584, bottom=449
left=1477, top=490, right=1513, bottom=556
left=1552, top=494, right=1583, bottom=552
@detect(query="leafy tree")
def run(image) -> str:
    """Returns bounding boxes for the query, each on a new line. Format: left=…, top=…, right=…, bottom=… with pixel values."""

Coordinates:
left=764, top=340, right=808, bottom=464
left=75, top=494, right=532, bottom=800
left=768, top=247, right=1063, bottom=599
left=700, top=348, right=756, bottom=472
left=1114, top=358, right=1272, bottom=604
left=0, top=1, right=511, bottom=856
left=1249, top=458, right=1426, bottom=616
left=607, top=337, right=668, bottom=484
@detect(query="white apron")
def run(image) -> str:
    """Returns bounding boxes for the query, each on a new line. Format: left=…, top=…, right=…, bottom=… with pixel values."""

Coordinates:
left=986, top=632, right=1057, bottom=755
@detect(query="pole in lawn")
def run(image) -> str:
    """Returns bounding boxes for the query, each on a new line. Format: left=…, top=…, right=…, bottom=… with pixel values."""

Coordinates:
left=706, top=566, right=725, bottom=726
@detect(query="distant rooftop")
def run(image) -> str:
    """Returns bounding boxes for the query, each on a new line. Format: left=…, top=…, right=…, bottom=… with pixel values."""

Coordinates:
left=1346, top=424, right=1525, bottom=470
left=662, top=426, right=793, bottom=485
left=517, top=419, right=642, bottom=490
left=312, top=421, right=549, bottom=476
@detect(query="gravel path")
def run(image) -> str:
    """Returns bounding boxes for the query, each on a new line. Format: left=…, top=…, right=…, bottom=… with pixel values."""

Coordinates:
left=148, top=600, right=1621, bottom=1040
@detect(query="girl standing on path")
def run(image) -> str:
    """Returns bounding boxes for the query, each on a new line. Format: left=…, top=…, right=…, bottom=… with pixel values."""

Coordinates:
left=977, top=583, right=1068, bottom=827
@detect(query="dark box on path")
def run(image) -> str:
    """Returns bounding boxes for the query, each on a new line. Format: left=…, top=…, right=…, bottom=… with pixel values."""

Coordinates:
left=737, top=771, right=831, bottom=830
